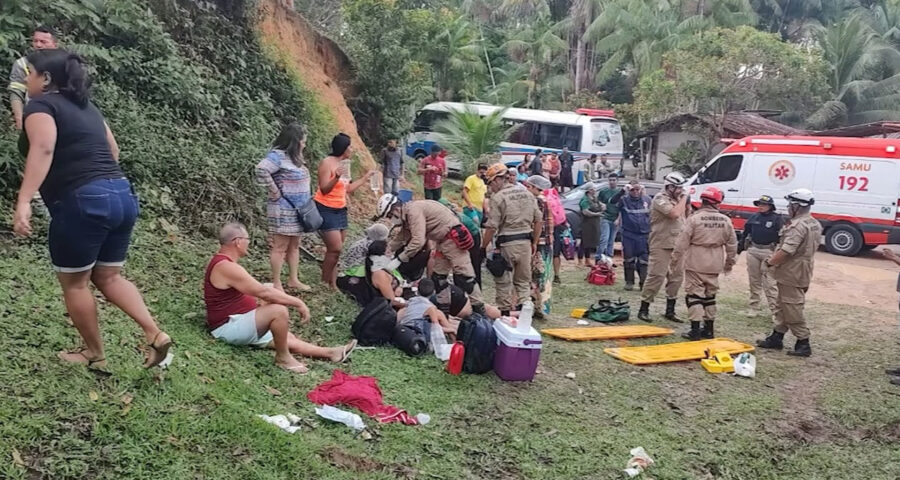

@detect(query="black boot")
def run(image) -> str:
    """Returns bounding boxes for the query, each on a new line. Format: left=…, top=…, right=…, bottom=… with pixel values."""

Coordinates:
left=637, top=264, right=648, bottom=291
left=756, top=330, right=784, bottom=350
left=701, top=320, right=714, bottom=339
left=623, top=264, right=635, bottom=291
left=664, top=298, right=683, bottom=323
left=682, top=321, right=701, bottom=340
left=637, top=301, right=652, bottom=322
left=787, top=338, right=812, bottom=357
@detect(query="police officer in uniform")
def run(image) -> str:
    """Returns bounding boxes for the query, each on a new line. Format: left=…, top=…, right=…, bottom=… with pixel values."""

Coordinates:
left=481, top=163, right=542, bottom=315
left=743, top=195, right=784, bottom=315
left=376, top=195, right=483, bottom=307
left=638, top=172, right=689, bottom=322
left=671, top=187, right=737, bottom=340
left=756, top=188, right=821, bottom=357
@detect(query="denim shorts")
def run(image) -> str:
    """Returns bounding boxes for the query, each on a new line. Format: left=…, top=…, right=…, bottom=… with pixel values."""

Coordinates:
left=47, top=178, right=139, bottom=273
left=316, top=201, right=348, bottom=232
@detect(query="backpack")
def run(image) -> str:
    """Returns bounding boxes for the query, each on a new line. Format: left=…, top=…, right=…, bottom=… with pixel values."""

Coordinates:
left=455, top=313, right=497, bottom=374
left=587, top=263, right=615, bottom=286
left=585, top=299, right=630, bottom=323
left=392, top=318, right=430, bottom=356
left=543, top=189, right=567, bottom=226
left=351, top=298, right=397, bottom=346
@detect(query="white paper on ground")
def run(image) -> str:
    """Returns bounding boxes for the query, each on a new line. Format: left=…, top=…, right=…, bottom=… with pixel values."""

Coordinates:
left=158, top=351, right=174, bottom=369
left=315, top=405, right=366, bottom=431
left=257, top=414, right=301, bottom=434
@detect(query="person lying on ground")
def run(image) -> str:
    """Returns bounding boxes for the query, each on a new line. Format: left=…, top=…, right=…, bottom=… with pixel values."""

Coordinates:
left=397, top=279, right=459, bottom=336
left=338, top=240, right=406, bottom=308
left=204, top=223, right=356, bottom=374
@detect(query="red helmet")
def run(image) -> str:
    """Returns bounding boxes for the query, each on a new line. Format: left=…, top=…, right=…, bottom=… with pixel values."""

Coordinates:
left=700, top=186, right=724, bottom=204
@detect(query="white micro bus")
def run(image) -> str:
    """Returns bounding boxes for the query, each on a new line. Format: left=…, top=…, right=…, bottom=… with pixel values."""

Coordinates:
left=405, top=102, right=624, bottom=174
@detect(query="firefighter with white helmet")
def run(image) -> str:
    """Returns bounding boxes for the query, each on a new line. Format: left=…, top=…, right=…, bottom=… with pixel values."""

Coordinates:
left=671, top=186, right=737, bottom=339
left=481, top=163, right=542, bottom=315
left=376, top=193, right=483, bottom=308
left=757, top=188, right=822, bottom=357
left=638, top=172, right=690, bottom=322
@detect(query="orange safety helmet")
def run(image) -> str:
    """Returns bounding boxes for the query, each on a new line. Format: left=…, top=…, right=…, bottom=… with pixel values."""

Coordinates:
left=700, top=186, right=724, bottom=204
left=484, top=163, right=509, bottom=183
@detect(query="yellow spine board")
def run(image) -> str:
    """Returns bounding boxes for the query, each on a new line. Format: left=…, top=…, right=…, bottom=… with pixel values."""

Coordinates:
left=541, top=326, right=674, bottom=341
left=604, top=338, right=755, bottom=365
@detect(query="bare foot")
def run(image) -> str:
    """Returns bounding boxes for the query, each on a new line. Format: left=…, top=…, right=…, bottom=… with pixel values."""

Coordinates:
left=273, top=282, right=285, bottom=293
left=275, top=356, right=308, bottom=374
left=330, top=340, right=358, bottom=363
left=287, top=280, right=312, bottom=293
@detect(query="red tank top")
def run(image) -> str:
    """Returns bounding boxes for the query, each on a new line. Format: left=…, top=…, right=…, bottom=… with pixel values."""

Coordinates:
left=204, top=254, right=258, bottom=330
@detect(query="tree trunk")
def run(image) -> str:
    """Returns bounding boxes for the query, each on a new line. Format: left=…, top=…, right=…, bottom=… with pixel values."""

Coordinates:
left=575, top=35, right=586, bottom=93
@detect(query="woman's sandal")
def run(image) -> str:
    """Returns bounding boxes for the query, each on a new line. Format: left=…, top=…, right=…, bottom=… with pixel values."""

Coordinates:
left=58, top=348, right=107, bottom=371
left=338, top=339, right=358, bottom=363
left=277, top=362, right=309, bottom=375
left=143, top=331, right=173, bottom=369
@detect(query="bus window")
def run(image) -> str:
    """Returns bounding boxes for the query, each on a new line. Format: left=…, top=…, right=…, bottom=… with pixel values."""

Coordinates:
left=413, top=110, right=448, bottom=132
left=563, top=126, right=581, bottom=151
left=533, top=123, right=566, bottom=149
left=695, top=155, right=743, bottom=184
left=506, top=120, right=533, bottom=145
left=591, top=120, right=618, bottom=147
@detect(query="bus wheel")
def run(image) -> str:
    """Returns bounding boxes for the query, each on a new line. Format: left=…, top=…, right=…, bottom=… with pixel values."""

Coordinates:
left=825, top=224, right=863, bottom=256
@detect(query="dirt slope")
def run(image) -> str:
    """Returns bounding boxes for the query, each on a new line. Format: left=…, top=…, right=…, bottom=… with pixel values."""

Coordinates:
left=256, top=0, right=374, bottom=171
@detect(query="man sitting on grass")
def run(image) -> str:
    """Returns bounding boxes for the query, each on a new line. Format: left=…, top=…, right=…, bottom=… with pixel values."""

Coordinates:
left=397, top=279, right=459, bottom=336
left=204, top=223, right=356, bottom=374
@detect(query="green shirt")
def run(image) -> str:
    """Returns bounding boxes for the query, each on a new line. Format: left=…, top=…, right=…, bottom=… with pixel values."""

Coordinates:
left=598, top=188, right=622, bottom=221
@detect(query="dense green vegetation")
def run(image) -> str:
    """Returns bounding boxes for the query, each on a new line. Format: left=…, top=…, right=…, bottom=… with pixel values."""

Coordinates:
left=0, top=0, right=334, bottom=227
left=304, top=0, right=900, bottom=145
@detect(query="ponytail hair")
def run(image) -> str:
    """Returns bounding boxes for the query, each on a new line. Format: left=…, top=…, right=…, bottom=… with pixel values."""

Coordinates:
left=26, top=49, right=91, bottom=106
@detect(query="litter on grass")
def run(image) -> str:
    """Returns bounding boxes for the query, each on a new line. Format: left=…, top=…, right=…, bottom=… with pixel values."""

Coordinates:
left=315, top=405, right=366, bottom=431
left=257, top=414, right=303, bottom=434
left=733, top=352, right=757, bottom=378
left=623, top=446, right=654, bottom=477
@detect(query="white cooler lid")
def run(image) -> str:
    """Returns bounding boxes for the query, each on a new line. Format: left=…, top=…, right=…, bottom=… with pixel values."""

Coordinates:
left=493, top=319, right=543, bottom=349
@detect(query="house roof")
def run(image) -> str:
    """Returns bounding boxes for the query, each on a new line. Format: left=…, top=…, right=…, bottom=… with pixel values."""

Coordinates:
left=636, top=112, right=807, bottom=139
left=812, top=122, right=900, bottom=138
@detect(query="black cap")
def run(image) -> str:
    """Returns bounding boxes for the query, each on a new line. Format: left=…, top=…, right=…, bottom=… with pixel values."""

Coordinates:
left=753, top=195, right=776, bottom=207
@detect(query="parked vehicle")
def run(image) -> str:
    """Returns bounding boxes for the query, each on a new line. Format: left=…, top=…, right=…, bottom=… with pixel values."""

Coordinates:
left=687, top=135, right=900, bottom=256
left=406, top=102, right=624, bottom=175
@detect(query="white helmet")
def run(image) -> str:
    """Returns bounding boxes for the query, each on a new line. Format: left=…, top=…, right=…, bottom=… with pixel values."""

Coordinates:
left=663, top=172, right=687, bottom=187
left=785, top=188, right=814, bottom=207
left=376, top=193, right=400, bottom=218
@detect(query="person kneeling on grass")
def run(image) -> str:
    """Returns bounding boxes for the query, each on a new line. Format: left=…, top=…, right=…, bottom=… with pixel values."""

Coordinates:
left=204, top=223, right=356, bottom=374
left=397, top=279, right=459, bottom=337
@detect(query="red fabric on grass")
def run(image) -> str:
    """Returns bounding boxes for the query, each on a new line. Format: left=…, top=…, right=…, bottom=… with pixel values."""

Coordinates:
left=307, top=370, right=419, bottom=425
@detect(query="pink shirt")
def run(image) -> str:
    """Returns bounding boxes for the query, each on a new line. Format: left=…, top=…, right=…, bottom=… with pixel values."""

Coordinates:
left=421, top=155, right=446, bottom=189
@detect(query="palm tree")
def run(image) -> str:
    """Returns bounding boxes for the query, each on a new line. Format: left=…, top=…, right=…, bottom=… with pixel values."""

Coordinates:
left=434, top=106, right=518, bottom=174
left=502, top=15, right=569, bottom=107
left=433, top=106, right=519, bottom=174
left=428, top=16, right=486, bottom=101
left=750, top=0, right=862, bottom=41
left=806, top=13, right=900, bottom=128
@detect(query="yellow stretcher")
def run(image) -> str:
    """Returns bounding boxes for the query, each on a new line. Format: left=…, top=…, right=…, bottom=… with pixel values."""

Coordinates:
left=541, top=325, right=674, bottom=341
left=604, top=338, right=755, bottom=365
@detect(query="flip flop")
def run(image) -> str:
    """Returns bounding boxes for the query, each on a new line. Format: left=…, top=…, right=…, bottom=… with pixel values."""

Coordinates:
left=143, top=332, right=173, bottom=369
left=58, top=348, right=107, bottom=371
left=339, top=339, right=358, bottom=363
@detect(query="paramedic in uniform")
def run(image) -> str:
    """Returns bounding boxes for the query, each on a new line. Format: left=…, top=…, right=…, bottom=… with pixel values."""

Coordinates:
left=638, top=172, right=689, bottom=322
left=615, top=180, right=652, bottom=291
left=671, top=187, right=737, bottom=340
left=481, top=163, right=542, bottom=315
left=376, top=195, right=483, bottom=308
left=756, top=188, right=821, bottom=357
left=743, top=195, right=783, bottom=315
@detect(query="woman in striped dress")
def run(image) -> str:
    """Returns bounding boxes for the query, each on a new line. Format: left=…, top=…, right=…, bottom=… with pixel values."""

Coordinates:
left=256, top=123, right=313, bottom=292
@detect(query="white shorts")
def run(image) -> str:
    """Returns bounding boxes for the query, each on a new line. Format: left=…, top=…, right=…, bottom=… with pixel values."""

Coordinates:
left=211, top=310, right=273, bottom=347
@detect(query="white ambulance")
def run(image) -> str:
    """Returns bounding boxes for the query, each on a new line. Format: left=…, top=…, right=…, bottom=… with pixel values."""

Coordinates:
left=687, top=135, right=900, bottom=256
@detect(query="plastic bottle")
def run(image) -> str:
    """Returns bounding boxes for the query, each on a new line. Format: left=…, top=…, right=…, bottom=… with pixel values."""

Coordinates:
left=339, top=159, right=352, bottom=183
left=431, top=323, right=450, bottom=361
left=369, top=173, right=381, bottom=193
left=519, top=301, right=534, bottom=331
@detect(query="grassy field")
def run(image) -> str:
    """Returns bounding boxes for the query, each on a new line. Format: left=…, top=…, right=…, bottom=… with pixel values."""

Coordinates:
left=1, top=230, right=899, bottom=480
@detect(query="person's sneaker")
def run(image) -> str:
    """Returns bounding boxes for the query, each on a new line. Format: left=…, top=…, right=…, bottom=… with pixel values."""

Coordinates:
left=624, top=282, right=634, bottom=291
